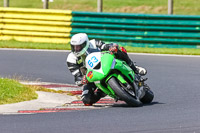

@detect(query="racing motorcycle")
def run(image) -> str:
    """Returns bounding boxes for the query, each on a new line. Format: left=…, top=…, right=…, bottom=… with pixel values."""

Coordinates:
left=84, top=48, right=154, bottom=107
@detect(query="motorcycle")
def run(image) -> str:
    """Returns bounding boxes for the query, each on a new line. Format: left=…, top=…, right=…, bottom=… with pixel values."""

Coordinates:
left=84, top=48, right=154, bottom=107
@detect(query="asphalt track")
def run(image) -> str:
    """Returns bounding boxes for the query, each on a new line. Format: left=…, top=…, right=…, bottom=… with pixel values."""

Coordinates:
left=1, top=49, right=200, bottom=133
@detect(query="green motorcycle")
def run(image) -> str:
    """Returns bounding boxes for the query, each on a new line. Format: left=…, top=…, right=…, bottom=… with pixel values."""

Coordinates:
left=85, top=49, right=154, bottom=107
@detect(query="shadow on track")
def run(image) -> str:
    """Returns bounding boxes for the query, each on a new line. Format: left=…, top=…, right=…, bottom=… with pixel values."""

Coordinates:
left=111, top=101, right=164, bottom=108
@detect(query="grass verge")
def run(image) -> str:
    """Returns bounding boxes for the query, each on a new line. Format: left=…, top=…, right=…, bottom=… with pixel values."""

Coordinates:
left=0, top=78, right=38, bottom=105
left=0, top=40, right=200, bottom=55
left=0, top=40, right=70, bottom=50
left=123, top=46, right=200, bottom=56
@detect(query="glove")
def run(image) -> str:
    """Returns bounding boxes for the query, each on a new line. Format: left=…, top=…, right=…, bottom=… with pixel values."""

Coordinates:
left=109, top=44, right=118, bottom=54
left=81, top=75, right=88, bottom=85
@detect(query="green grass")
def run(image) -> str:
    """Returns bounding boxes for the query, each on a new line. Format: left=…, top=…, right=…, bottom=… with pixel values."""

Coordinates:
left=0, top=0, right=200, bottom=15
left=0, top=40, right=70, bottom=50
left=0, top=78, right=38, bottom=105
left=1, top=40, right=200, bottom=55
left=123, top=46, right=200, bottom=55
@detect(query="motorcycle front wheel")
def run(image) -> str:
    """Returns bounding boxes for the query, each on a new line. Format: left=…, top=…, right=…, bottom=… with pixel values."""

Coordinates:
left=108, top=77, right=142, bottom=107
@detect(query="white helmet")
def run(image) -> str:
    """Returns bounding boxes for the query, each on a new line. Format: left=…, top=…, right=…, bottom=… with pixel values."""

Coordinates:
left=70, top=33, right=90, bottom=57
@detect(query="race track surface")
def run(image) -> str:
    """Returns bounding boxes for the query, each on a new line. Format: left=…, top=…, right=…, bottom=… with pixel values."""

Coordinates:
left=0, top=49, right=200, bottom=133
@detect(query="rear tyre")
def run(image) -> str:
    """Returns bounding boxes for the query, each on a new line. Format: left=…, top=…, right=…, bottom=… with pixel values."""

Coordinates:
left=108, top=77, right=142, bottom=107
left=140, top=85, right=154, bottom=104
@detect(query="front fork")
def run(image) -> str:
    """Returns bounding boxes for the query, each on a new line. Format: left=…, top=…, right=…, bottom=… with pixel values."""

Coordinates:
left=134, top=74, right=148, bottom=100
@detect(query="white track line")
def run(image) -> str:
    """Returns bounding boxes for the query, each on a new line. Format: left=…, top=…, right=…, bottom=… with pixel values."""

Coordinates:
left=0, top=48, right=200, bottom=58
left=129, top=53, right=200, bottom=58
left=20, top=81, right=77, bottom=87
left=0, top=48, right=69, bottom=53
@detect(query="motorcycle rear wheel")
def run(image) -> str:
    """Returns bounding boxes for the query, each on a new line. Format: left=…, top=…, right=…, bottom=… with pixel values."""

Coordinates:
left=140, top=85, right=154, bottom=104
left=108, top=77, right=142, bottom=107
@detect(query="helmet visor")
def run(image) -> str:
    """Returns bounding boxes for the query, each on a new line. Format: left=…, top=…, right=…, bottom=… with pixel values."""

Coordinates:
left=71, top=41, right=87, bottom=53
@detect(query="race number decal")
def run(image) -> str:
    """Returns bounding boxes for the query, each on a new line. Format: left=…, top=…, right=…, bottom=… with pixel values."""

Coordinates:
left=88, top=56, right=98, bottom=67
left=86, top=52, right=101, bottom=69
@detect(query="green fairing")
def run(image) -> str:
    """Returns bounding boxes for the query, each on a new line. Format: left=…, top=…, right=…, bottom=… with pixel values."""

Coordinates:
left=106, top=73, right=127, bottom=84
left=114, top=59, right=135, bottom=82
left=95, top=83, right=116, bottom=98
left=86, top=53, right=114, bottom=82
left=86, top=52, right=135, bottom=98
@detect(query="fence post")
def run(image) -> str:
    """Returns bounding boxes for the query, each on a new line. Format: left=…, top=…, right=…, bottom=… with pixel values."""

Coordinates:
left=43, top=0, right=49, bottom=9
left=97, top=0, right=103, bottom=12
left=4, top=0, right=9, bottom=7
left=168, top=0, right=173, bottom=15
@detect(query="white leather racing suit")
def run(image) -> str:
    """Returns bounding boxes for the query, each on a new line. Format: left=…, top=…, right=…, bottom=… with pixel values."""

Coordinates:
left=66, top=39, right=141, bottom=105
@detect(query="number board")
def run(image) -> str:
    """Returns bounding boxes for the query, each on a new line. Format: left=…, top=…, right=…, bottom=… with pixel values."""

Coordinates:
left=86, top=52, right=101, bottom=69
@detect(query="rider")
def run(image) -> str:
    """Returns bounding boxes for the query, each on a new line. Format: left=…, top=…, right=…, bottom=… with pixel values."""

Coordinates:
left=66, top=33, right=147, bottom=106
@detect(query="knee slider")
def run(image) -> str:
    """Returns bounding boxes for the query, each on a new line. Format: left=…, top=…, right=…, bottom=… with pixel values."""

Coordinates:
left=81, top=94, right=92, bottom=104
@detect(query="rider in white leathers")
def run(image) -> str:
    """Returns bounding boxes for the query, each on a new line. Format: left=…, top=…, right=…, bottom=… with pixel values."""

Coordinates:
left=67, top=33, right=147, bottom=105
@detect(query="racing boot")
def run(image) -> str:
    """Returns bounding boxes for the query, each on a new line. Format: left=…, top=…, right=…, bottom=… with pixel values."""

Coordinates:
left=135, top=66, right=147, bottom=76
left=129, top=61, right=147, bottom=76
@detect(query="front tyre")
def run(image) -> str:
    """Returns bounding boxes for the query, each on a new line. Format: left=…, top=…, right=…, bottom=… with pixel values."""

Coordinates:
left=108, top=77, right=142, bottom=107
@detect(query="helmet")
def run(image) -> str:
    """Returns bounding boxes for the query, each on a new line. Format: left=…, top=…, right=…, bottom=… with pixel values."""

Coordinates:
left=70, top=33, right=90, bottom=57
